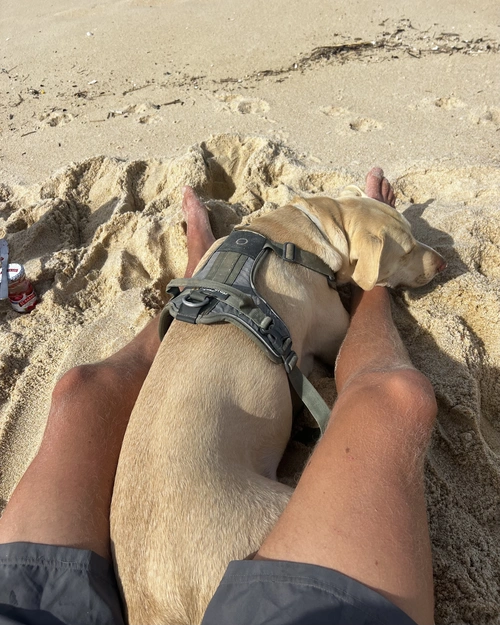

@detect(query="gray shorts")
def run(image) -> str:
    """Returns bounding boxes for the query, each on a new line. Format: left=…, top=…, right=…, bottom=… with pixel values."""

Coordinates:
left=0, top=542, right=417, bottom=625
left=0, top=542, right=124, bottom=625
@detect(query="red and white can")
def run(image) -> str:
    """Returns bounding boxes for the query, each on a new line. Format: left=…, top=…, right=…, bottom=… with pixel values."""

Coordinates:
left=0, top=263, right=38, bottom=313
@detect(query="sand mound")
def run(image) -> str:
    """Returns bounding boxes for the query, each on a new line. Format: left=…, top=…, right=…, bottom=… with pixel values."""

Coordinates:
left=1, top=135, right=500, bottom=624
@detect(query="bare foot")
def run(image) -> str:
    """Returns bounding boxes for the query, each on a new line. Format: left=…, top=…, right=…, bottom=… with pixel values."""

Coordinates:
left=364, top=167, right=396, bottom=207
left=182, top=186, right=216, bottom=278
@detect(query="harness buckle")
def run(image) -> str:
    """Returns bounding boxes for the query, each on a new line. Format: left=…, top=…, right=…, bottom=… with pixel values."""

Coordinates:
left=283, top=350, right=298, bottom=373
left=260, top=316, right=273, bottom=331
left=280, top=337, right=297, bottom=372
left=261, top=324, right=291, bottom=358
left=283, top=242, right=296, bottom=262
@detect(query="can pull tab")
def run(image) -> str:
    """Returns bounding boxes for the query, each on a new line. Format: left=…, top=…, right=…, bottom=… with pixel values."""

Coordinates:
left=0, top=239, right=9, bottom=300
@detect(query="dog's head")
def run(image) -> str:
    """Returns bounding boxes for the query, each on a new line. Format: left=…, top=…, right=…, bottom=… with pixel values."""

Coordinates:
left=290, top=190, right=446, bottom=290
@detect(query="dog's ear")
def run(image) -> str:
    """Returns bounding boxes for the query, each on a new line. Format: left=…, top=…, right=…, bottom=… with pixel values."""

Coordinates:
left=350, top=233, right=384, bottom=290
left=339, top=184, right=368, bottom=199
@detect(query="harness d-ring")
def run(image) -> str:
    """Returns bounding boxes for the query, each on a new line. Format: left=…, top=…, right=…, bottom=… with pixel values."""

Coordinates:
left=182, top=294, right=210, bottom=308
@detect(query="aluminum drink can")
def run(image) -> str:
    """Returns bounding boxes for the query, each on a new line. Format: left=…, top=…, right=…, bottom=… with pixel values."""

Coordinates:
left=0, top=263, right=38, bottom=313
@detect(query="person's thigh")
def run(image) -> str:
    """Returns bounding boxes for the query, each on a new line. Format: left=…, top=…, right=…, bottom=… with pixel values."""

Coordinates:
left=0, top=542, right=125, bottom=625
left=201, top=560, right=418, bottom=625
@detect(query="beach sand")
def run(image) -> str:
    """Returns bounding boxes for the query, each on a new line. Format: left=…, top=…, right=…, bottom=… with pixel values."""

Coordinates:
left=1, top=1, right=500, bottom=623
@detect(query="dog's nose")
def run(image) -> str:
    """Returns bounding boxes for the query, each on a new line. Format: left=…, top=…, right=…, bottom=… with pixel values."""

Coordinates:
left=437, top=260, right=447, bottom=272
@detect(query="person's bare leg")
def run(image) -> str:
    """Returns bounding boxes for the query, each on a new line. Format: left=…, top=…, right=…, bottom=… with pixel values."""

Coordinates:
left=256, top=168, right=436, bottom=625
left=0, top=186, right=215, bottom=560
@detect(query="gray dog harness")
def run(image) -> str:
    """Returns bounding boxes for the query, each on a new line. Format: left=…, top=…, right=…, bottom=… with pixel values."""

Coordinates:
left=159, top=230, right=337, bottom=434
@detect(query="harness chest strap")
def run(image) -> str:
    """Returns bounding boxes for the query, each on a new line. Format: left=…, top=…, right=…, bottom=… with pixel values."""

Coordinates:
left=160, top=230, right=335, bottom=434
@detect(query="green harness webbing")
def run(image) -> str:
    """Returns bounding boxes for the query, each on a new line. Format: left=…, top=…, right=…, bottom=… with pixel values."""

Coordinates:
left=160, top=230, right=336, bottom=434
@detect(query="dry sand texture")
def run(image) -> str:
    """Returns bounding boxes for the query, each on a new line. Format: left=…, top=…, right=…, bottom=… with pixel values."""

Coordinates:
left=1, top=0, right=499, bottom=184
left=1, top=1, right=500, bottom=623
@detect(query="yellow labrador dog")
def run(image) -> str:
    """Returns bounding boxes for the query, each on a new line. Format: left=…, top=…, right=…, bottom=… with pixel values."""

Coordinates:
left=111, top=185, right=445, bottom=625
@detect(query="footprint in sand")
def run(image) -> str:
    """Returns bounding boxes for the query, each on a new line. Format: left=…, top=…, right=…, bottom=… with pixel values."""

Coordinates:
left=38, top=109, right=75, bottom=127
left=434, top=96, right=466, bottom=110
left=319, top=105, right=350, bottom=117
left=349, top=117, right=382, bottom=132
left=471, top=105, right=500, bottom=128
left=129, top=103, right=162, bottom=124
left=319, top=106, right=382, bottom=132
left=409, top=97, right=466, bottom=112
left=218, top=94, right=270, bottom=115
left=107, top=102, right=163, bottom=124
left=267, top=128, right=290, bottom=143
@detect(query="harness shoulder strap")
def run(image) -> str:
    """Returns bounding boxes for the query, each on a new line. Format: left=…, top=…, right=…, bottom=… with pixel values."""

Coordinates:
left=262, top=240, right=337, bottom=288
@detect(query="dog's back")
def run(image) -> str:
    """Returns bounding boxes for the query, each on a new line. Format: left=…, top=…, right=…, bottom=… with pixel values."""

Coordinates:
left=111, top=320, right=296, bottom=625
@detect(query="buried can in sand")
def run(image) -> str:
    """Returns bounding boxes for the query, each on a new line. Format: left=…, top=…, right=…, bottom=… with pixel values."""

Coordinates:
left=4, top=265, right=38, bottom=313
left=0, top=264, right=38, bottom=314
left=1, top=237, right=38, bottom=313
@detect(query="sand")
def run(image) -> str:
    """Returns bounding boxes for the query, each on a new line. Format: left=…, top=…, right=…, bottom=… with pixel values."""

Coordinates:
left=1, top=1, right=500, bottom=623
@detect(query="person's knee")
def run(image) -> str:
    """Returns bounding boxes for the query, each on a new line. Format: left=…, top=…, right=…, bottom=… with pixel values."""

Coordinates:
left=374, top=370, right=438, bottom=460
left=381, top=368, right=437, bottom=425
left=51, top=363, right=120, bottom=410
left=342, top=368, right=437, bottom=443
